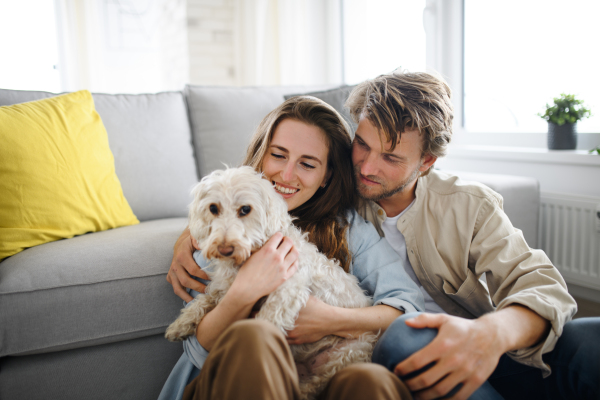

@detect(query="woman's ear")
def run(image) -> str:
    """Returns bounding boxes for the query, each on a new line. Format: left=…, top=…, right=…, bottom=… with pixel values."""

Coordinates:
left=321, top=169, right=333, bottom=188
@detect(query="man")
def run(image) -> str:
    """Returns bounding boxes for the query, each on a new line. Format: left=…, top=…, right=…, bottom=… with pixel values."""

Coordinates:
left=346, top=70, right=599, bottom=399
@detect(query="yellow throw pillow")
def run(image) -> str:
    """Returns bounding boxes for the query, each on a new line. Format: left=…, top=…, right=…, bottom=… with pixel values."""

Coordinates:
left=0, top=90, right=139, bottom=261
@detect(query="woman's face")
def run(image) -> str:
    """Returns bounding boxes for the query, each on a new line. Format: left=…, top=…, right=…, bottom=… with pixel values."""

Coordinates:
left=262, top=118, right=331, bottom=211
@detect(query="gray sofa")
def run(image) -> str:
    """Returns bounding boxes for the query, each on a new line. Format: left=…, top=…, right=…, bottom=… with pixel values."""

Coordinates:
left=0, top=86, right=540, bottom=399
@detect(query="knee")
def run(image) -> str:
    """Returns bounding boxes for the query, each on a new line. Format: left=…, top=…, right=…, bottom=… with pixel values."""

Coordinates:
left=325, top=364, right=411, bottom=400
left=372, top=313, right=437, bottom=371
left=333, top=363, right=390, bottom=386
left=555, top=318, right=600, bottom=363
left=221, top=319, right=283, bottom=350
left=561, top=317, right=600, bottom=342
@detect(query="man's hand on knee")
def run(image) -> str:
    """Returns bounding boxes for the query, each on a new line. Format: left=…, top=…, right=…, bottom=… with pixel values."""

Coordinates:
left=393, top=313, right=504, bottom=400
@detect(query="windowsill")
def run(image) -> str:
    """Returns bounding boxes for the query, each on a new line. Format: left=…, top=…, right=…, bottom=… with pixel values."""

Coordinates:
left=446, top=145, right=600, bottom=166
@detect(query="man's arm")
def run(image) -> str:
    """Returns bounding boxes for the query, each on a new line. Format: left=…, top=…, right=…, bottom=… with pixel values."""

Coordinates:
left=395, top=306, right=549, bottom=400
left=286, top=298, right=402, bottom=344
left=167, top=228, right=210, bottom=302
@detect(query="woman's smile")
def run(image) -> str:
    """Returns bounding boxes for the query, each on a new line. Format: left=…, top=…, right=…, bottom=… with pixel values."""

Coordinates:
left=273, top=181, right=300, bottom=196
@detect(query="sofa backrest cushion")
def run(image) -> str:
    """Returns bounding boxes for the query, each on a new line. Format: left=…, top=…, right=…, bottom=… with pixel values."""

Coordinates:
left=0, top=90, right=139, bottom=261
left=185, top=85, right=333, bottom=178
left=0, top=89, right=198, bottom=221
left=284, top=85, right=357, bottom=135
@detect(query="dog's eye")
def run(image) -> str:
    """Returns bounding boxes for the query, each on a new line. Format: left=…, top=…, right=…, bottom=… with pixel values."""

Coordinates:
left=239, top=205, right=251, bottom=216
left=209, top=204, right=219, bottom=215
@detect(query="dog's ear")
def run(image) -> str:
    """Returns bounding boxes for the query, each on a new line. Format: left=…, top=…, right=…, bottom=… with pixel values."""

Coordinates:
left=188, top=174, right=218, bottom=242
left=258, top=176, right=292, bottom=235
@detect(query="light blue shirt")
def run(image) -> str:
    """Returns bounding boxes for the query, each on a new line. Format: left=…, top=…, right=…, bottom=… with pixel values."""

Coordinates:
left=158, top=210, right=424, bottom=400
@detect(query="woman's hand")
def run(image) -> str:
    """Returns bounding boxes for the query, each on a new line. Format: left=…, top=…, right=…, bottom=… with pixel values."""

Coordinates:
left=229, top=232, right=299, bottom=307
left=286, top=296, right=337, bottom=344
left=167, top=228, right=210, bottom=302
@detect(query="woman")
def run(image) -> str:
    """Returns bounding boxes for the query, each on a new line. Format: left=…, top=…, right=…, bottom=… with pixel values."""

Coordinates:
left=160, top=96, right=423, bottom=400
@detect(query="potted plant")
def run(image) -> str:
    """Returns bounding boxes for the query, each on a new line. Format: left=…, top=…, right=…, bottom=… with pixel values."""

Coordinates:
left=538, top=94, right=591, bottom=150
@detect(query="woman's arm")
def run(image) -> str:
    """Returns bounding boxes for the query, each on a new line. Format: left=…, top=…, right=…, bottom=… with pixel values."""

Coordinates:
left=195, top=232, right=299, bottom=350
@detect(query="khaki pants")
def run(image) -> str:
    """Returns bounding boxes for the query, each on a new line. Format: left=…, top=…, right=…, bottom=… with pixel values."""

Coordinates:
left=183, top=319, right=412, bottom=400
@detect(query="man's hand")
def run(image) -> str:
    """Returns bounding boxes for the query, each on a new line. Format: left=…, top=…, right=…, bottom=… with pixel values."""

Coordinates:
left=394, top=313, right=505, bottom=400
left=286, top=296, right=336, bottom=345
left=167, top=228, right=210, bottom=302
left=394, top=306, right=550, bottom=400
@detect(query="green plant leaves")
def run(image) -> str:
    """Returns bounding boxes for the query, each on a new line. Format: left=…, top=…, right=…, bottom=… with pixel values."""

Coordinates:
left=538, top=93, right=591, bottom=126
left=589, top=146, right=600, bottom=155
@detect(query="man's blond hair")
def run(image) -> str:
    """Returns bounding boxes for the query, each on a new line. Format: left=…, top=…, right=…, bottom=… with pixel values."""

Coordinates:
left=345, top=70, right=453, bottom=175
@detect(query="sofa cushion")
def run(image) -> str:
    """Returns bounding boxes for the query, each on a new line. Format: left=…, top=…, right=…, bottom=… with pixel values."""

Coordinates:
left=0, top=218, right=188, bottom=357
left=284, top=85, right=357, bottom=135
left=0, top=89, right=198, bottom=221
left=0, top=90, right=139, bottom=261
left=185, top=85, right=334, bottom=178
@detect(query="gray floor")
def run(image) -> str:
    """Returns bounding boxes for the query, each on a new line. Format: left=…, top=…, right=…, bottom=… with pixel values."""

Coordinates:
left=573, top=296, right=600, bottom=318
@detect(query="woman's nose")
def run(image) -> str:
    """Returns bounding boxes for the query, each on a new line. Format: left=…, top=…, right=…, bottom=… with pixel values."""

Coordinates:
left=282, top=162, right=296, bottom=182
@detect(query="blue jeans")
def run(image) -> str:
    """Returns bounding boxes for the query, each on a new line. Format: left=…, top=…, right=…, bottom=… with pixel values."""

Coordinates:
left=372, top=313, right=600, bottom=400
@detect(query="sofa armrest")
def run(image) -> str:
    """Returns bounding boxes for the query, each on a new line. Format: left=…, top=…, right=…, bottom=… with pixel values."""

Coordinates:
left=443, top=170, right=540, bottom=248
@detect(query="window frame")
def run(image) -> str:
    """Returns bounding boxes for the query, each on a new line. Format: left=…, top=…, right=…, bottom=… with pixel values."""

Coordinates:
left=428, top=0, right=600, bottom=149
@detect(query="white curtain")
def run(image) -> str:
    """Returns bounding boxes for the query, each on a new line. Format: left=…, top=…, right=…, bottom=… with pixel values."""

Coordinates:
left=232, top=0, right=343, bottom=86
left=54, top=0, right=189, bottom=93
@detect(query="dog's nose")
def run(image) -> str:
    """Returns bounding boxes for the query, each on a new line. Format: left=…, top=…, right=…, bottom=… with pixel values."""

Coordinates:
left=217, top=245, right=234, bottom=257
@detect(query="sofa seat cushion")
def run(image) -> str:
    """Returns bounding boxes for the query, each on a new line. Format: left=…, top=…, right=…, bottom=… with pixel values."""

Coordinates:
left=0, top=89, right=198, bottom=222
left=0, top=218, right=188, bottom=357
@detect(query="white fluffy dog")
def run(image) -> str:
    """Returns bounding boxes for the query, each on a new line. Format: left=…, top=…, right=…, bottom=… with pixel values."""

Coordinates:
left=165, top=166, right=377, bottom=399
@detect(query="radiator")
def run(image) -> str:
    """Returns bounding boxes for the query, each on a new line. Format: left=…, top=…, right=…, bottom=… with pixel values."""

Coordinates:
left=539, top=192, right=600, bottom=291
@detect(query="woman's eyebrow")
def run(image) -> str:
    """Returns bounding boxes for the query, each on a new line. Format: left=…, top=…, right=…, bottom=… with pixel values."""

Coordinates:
left=270, top=145, right=322, bottom=165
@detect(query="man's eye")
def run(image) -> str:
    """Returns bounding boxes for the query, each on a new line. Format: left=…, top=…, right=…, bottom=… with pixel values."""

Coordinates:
left=354, top=139, right=368, bottom=149
left=383, top=156, right=399, bottom=164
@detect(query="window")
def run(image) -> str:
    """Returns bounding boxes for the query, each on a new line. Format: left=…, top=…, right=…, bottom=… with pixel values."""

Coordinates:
left=464, top=0, right=600, bottom=133
left=342, top=0, right=426, bottom=85
left=0, top=1, right=61, bottom=92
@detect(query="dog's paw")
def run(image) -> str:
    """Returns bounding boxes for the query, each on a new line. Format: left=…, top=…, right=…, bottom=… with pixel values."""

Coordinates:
left=164, top=321, right=196, bottom=342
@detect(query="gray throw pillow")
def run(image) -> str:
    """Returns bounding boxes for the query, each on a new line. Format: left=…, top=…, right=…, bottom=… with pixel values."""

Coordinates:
left=284, top=85, right=357, bottom=136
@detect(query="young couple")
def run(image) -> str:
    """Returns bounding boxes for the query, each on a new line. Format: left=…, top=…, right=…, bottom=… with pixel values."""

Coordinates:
left=160, top=71, right=599, bottom=400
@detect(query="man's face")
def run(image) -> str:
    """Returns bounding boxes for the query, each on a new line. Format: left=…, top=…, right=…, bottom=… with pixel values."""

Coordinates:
left=351, top=117, right=435, bottom=203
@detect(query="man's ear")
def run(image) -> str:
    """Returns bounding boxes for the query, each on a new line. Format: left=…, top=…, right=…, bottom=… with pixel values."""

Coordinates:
left=419, top=154, right=437, bottom=172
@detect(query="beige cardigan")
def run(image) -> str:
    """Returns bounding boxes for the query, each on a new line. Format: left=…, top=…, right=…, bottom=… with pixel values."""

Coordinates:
left=357, top=169, right=577, bottom=376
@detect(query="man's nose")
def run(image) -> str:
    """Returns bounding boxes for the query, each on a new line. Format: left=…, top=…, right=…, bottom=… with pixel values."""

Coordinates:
left=359, top=152, right=379, bottom=177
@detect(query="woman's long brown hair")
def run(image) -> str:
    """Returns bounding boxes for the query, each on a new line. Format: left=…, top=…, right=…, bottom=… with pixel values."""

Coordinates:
left=242, top=96, right=356, bottom=272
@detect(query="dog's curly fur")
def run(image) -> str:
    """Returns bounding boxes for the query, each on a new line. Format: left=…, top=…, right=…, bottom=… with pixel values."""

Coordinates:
left=165, top=166, right=377, bottom=399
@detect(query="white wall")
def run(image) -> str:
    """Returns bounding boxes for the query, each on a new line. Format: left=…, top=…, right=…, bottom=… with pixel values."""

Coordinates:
left=187, top=0, right=236, bottom=86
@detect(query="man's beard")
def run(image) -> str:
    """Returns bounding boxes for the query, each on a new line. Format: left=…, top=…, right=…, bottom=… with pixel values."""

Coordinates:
left=354, top=164, right=421, bottom=202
